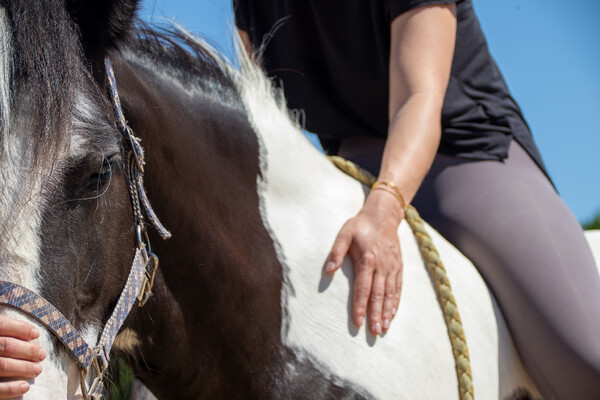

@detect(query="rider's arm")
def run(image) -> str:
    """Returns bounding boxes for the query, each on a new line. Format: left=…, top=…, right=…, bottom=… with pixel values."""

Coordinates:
left=326, top=4, right=457, bottom=334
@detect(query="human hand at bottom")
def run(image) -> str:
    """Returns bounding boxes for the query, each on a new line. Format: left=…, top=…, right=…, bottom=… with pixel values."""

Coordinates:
left=325, top=189, right=405, bottom=335
left=0, top=316, right=46, bottom=398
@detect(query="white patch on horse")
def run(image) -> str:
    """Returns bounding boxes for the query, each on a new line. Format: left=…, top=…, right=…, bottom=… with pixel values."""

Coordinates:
left=70, top=95, right=103, bottom=158
left=0, top=124, right=44, bottom=290
left=586, top=230, right=600, bottom=268
left=113, top=328, right=143, bottom=354
left=0, top=7, right=10, bottom=132
left=233, top=34, right=542, bottom=399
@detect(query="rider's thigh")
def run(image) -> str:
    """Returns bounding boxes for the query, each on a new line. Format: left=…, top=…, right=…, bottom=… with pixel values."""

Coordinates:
left=413, top=140, right=600, bottom=400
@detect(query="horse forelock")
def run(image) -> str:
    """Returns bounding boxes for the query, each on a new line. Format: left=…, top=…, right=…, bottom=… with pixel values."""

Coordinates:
left=2, top=0, right=96, bottom=164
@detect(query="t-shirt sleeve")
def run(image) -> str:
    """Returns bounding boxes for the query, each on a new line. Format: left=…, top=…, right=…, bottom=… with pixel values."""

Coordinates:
left=387, top=0, right=459, bottom=22
left=232, top=0, right=250, bottom=32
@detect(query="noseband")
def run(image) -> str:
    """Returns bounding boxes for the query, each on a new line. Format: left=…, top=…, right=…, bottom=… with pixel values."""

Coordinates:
left=0, top=57, right=171, bottom=399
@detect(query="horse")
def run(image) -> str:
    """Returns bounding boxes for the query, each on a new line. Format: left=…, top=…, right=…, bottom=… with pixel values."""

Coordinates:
left=1, top=1, right=599, bottom=399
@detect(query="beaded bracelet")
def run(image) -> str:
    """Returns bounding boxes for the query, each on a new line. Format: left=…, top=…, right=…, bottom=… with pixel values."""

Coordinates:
left=371, top=181, right=408, bottom=211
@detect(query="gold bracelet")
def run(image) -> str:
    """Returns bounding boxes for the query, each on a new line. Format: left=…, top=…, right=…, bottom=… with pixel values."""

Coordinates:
left=371, top=181, right=408, bottom=210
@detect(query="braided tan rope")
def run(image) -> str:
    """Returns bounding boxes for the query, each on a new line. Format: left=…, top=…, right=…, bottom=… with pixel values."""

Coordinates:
left=328, top=155, right=474, bottom=400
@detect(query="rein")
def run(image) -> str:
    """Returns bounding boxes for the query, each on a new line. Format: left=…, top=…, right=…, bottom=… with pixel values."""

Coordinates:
left=0, top=57, right=170, bottom=399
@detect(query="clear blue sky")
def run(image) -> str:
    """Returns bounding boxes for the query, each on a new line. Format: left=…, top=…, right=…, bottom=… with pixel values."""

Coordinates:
left=139, top=0, right=600, bottom=224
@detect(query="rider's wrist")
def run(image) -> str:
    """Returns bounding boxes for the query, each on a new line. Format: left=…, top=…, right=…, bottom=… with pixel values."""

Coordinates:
left=367, top=185, right=406, bottom=224
left=371, top=181, right=408, bottom=211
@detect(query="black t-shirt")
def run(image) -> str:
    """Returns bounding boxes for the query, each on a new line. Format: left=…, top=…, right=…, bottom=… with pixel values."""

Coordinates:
left=234, top=0, right=547, bottom=173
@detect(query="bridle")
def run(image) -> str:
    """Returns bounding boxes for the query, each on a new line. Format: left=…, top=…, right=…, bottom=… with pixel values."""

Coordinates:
left=0, top=57, right=171, bottom=399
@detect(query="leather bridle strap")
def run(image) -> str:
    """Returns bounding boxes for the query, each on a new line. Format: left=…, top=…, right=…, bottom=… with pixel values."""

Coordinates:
left=104, top=57, right=171, bottom=241
left=85, top=246, right=153, bottom=398
left=0, top=281, right=94, bottom=369
left=0, top=246, right=154, bottom=398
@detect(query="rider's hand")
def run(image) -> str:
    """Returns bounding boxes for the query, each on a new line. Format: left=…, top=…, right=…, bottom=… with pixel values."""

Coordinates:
left=0, top=316, right=46, bottom=399
left=325, top=189, right=405, bottom=335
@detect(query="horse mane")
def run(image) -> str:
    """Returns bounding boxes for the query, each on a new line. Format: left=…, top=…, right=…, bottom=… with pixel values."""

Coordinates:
left=124, top=22, right=241, bottom=101
left=123, top=21, right=296, bottom=127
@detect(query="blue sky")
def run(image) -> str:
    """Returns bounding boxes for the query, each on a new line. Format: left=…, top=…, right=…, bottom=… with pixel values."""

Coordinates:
left=139, top=0, right=600, bottom=224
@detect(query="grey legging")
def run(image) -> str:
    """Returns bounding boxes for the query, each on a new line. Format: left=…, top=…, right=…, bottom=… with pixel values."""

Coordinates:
left=338, top=137, right=600, bottom=400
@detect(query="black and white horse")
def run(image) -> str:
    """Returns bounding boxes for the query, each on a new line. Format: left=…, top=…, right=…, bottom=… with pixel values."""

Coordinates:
left=1, top=1, right=598, bottom=399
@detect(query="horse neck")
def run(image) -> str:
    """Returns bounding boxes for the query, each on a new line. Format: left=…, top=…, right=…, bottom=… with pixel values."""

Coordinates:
left=111, top=54, right=288, bottom=398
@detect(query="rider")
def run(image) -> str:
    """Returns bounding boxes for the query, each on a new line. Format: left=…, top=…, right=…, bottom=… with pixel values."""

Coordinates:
left=234, top=0, right=600, bottom=399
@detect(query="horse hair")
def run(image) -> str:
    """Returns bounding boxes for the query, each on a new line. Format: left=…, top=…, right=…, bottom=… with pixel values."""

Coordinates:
left=2, top=0, right=242, bottom=169
left=124, top=21, right=240, bottom=99
left=2, top=0, right=83, bottom=163
left=0, top=7, right=10, bottom=134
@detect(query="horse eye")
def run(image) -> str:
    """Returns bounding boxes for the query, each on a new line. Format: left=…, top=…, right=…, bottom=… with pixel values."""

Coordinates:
left=85, top=158, right=114, bottom=191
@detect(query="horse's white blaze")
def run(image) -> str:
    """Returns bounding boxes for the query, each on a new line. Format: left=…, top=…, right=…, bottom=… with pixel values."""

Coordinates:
left=0, top=8, right=42, bottom=290
left=235, top=45, right=541, bottom=399
left=0, top=7, right=10, bottom=131
left=0, top=118, right=44, bottom=290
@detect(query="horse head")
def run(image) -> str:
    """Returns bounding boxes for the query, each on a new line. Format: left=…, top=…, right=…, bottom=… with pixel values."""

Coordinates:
left=0, top=0, right=147, bottom=398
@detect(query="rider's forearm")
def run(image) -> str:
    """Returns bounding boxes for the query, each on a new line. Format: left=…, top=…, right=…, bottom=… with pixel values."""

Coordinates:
left=375, top=91, right=443, bottom=210
left=373, top=4, right=456, bottom=212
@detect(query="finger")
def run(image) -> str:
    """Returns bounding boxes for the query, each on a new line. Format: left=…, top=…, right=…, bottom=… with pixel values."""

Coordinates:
left=325, top=230, right=352, bottom=273
left=352, top=254, right=375, bottom=327
left=367, top=272, right=386, bottom=335
left=0, top=316, right=39, bottom=342
left=0, top=381, right=30, bottom=399
left=392, top=267, right=403, bottom=318
left=381, top=272, right=398, bottom=332
left=0, top=357, right=42, bottom=379
left=0, top=337, right=45, bottom=362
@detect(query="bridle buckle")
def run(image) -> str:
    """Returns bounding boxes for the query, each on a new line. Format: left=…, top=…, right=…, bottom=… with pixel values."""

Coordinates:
left=138, top=251, right=159, bottom=306
left=80, top=348, right=109, bottom=400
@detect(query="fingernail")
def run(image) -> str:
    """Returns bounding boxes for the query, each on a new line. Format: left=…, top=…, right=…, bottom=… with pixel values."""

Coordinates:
left=392, top=307, right=397, bottom=316
left=30, top=328, right=39, bottom=339
left=383, top=319, right=390, bottom=330
left=34, top=363, right=42, bottom=375
left=39, top=348, right=46, bottom=360
left=326, top=261, right=336, bottom=272
left=357, top=315, right=364, bottom=327
left=374, top=322, right=382, bottom=335
left=20, top=383, right=30, bottom=393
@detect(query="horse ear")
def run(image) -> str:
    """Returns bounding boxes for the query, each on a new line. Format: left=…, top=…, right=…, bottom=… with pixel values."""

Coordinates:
left=66, top=0, right=140, bottom=59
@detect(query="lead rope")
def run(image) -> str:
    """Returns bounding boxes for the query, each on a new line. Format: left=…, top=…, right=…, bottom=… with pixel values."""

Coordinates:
left=328, top=156, right=474, bottom=400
